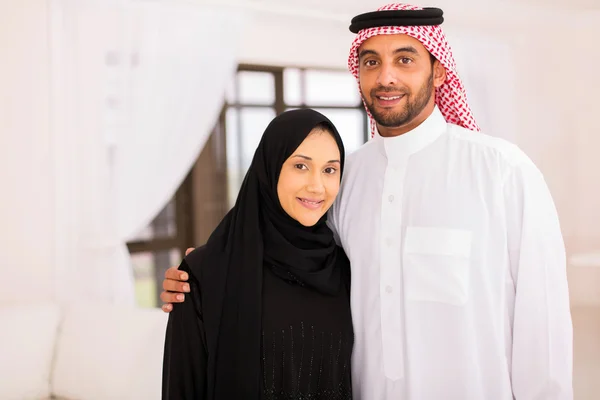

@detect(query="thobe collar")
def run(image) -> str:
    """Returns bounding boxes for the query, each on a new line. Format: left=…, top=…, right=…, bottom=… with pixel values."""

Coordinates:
left=373, top=106, right=446, bottom=165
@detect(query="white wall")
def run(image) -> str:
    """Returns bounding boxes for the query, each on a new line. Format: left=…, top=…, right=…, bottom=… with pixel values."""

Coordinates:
left=509, top=16, right=600, bottom=256
left=236, top=11, right=354, bottom=69
left=0, top=0, right=56, bottom=304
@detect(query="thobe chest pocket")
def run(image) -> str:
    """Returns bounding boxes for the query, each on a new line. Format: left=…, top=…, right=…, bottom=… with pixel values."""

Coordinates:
left=403, top=226, right=472, bottom=306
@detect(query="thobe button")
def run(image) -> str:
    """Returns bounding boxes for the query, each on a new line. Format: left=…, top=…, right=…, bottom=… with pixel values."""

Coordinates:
left=388, top=195, right=394, bottom=202
left=386, top=285, right=393, bottom=293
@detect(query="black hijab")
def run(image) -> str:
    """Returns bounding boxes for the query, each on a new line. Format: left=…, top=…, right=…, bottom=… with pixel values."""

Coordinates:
left=189, top=108, right=349, bottom=399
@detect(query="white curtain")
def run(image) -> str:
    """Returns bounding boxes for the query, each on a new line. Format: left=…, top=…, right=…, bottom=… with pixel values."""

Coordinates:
left=115, top=3, right=246, bottom=241
left=48, top=0, right=249, bottom=304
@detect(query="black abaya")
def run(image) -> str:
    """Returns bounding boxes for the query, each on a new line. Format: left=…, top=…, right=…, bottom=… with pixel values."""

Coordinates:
left=162, top=109, right=353, bottom=399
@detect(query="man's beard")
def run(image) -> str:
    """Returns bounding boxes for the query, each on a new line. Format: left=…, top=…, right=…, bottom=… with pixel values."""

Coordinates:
left=365, top=72, right=434, bottom=128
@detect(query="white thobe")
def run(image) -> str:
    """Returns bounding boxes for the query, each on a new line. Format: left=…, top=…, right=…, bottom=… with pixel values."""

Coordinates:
left=328, top=107, right=573, bottom=400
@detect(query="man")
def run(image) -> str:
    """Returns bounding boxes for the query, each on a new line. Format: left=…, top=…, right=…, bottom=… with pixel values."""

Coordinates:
left=159, top=3, right=573, bottom=399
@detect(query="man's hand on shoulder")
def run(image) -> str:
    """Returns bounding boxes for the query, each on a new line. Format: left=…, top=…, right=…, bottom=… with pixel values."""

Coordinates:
left=160, top=247, right=194, bottom=312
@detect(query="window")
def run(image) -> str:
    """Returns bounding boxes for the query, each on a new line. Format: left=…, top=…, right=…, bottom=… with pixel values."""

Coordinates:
left=128, top=64, right=367, bottom=308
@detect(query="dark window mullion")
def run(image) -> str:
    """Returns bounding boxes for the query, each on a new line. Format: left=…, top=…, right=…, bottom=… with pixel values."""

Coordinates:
left=274, top=69, right=285, bottom=115
left=127, top=237, right=180, bottom=254
left=175, top=170, right=194, bottom=254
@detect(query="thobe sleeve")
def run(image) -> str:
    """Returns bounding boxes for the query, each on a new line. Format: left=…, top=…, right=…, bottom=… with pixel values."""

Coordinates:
left=162, top=259, right=208, bottom=399
left=504, top=161, right=573, bottom=399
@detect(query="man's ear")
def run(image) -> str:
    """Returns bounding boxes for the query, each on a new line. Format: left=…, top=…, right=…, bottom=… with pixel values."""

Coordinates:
left=433, top=60, right=446, bottom=88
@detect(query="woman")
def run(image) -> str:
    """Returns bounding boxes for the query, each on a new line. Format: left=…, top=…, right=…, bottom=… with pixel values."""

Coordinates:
left=162, top=109, right=353, bottom=400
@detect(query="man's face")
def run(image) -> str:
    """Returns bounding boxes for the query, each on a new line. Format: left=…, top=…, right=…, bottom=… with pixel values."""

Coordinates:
left=358, top=34, right=445, bottom=134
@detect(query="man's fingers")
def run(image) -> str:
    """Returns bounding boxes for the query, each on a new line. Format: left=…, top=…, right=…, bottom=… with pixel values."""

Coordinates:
left=158, top=250, right=194, bottom=313
left=164, top=266, right=188, bottom=281
left=163, top=279, right=190, bottom=293
left=160, top=290, right=185, bottom=304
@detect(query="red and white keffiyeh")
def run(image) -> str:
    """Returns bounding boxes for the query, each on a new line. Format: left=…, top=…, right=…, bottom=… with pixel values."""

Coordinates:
left=348, top=3, right=480, bottom=135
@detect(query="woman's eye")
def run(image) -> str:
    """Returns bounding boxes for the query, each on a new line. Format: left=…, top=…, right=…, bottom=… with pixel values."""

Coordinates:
left=324, top=167, right=337, bottom=174
left=294, top=164, right=308, bottom=170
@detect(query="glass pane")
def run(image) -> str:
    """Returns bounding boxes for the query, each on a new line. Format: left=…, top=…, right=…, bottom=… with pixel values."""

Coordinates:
left=131, top=248, right=181, bottom=308
left=127, top=200, right=177, bottom=241
left=226, top=107, right=276, bottom=205
left=284, top=68, right=302, bottom=106
left=305, top=70, right=361, bottom=106
left=238, top=71, right=275, bottom=105
left=314, top=109, right=366, bottom=155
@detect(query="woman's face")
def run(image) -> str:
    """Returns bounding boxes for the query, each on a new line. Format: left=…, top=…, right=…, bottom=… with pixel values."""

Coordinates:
left=277, top=128, right=342, bottom=227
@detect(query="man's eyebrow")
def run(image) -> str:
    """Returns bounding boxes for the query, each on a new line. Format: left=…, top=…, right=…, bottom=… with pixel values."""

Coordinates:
left=359, top=46, right=419, bottom=59
left=393, top=46, right=419, bottom=55
left=359, top=49, right=378, bottom=59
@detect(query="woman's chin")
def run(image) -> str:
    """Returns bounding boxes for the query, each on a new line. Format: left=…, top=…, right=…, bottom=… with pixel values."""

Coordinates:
left=294, top=212, right=323, bottom=227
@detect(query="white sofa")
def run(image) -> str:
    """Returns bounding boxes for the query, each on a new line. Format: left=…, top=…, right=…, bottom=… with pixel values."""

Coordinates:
left=0, top=302, right=168, bottom=400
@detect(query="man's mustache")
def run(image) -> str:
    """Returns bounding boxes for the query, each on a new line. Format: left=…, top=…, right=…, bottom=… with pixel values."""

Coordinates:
left=369, top=86, right=409, bottom=96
